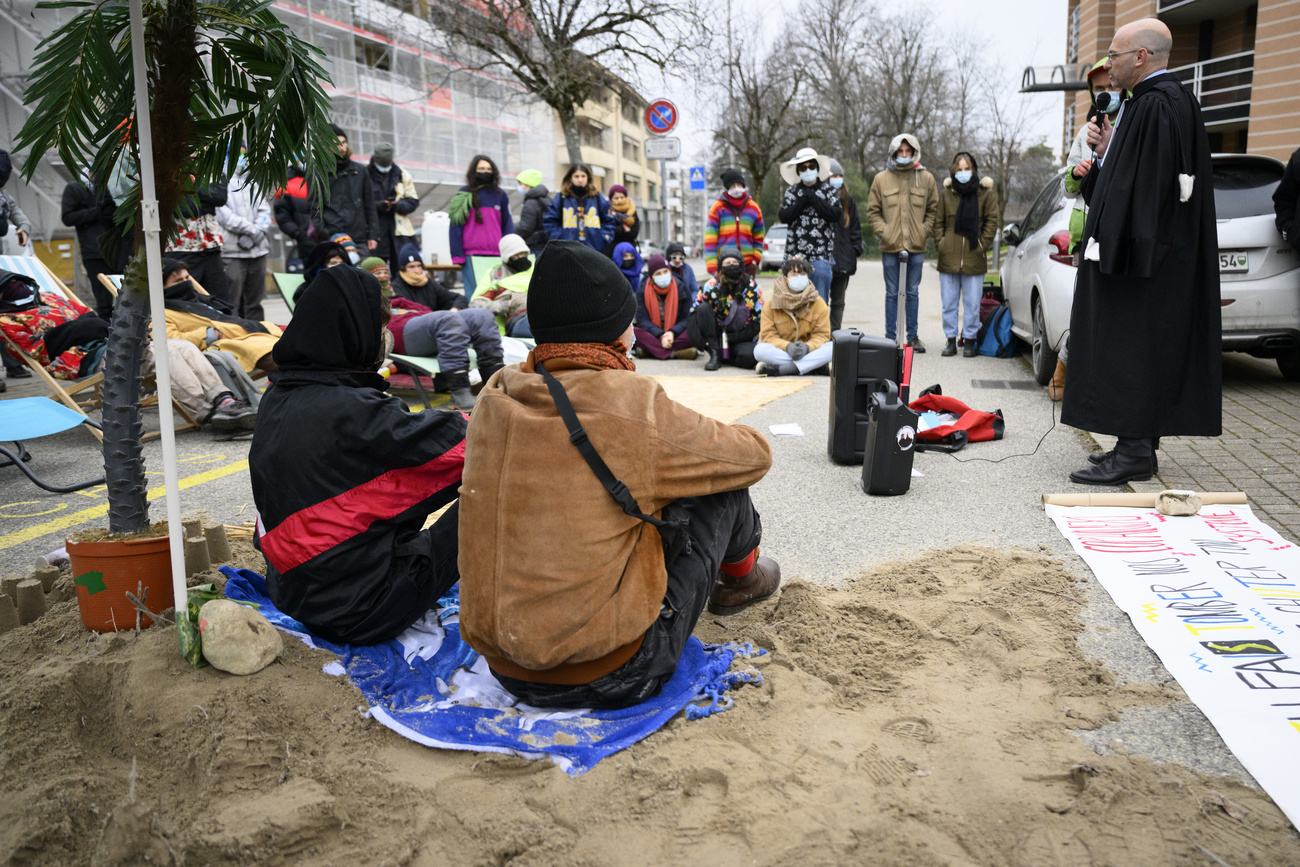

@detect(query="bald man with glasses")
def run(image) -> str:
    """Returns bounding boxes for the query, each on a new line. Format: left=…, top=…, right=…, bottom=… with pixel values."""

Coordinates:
left=1062, top=18, right=1222, bottom=486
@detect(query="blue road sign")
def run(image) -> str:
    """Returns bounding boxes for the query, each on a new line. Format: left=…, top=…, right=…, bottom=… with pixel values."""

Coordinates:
left=644, top=99, right=679, bottom=135
left=689, top=166, right=706, bottom=191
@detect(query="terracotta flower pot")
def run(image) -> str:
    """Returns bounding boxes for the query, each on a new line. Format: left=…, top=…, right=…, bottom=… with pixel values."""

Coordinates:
left=67, top=535, right=175, bottom=633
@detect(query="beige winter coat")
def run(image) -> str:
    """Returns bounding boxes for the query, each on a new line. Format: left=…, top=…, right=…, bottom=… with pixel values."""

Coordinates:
left=865, top=134, right=939, bottom=254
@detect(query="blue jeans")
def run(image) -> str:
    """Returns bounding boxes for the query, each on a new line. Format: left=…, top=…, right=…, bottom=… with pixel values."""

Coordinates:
left=939, top=272, right=984, bottom=340
left=809, top=259, right=833, bottom=303
left=883, top=252, right=924, bottom=341
left=460, top=261, right=477, bottom=298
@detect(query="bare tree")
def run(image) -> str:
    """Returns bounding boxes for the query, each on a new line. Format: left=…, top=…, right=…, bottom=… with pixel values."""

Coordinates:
left=427, top=0, right=699, bottom=165
left=978, top=61, right=1048, bottom=218
left=858, top=8, right=953, bottom=169
left=793, top=0, right=877, bottom=175
left=709, top=38, right=811, bottom=209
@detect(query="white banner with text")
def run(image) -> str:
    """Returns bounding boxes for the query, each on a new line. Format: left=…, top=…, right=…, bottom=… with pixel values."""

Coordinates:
left=1047, top=504, right=1300, bottom=828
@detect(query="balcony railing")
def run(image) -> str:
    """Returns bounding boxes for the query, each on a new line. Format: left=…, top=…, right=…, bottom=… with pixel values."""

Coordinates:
left=1171, top=50, right=1253, bottom=128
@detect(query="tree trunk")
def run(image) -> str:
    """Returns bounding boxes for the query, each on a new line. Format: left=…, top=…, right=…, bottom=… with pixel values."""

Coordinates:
left=101, top=249, right=152, bottom=535
left=558, top=105, right=584, bottom=167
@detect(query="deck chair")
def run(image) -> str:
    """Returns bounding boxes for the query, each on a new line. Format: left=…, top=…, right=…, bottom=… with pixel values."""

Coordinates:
left=272, top=272, right=303, bottom=313
left=469, top=255, right=501, bottom=295
left=389, top=350, right=475, bottom=410
left=1, top=255, right=106, bottom=441
left=469, top=254, right=535, bottom=335
left=0, top=396, right=106, bottom=492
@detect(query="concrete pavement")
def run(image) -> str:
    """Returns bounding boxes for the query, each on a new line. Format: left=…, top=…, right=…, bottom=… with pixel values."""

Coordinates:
left=3, top=256, right=1298, bottom=787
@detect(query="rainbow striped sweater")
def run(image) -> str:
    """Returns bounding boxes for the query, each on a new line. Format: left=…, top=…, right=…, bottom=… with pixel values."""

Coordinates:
left=704, top=194, right=766, bottom=273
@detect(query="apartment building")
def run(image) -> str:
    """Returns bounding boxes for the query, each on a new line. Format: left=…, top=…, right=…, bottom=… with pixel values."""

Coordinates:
left=553, top=86, right=664, bottom=241
left=1063, top=0, right=1300, bottom=160
left=0, top=0, right=555, bottom=256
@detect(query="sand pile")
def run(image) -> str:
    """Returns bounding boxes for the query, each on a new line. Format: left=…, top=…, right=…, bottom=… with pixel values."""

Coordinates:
left=2, top=545, right=1297, bottom=865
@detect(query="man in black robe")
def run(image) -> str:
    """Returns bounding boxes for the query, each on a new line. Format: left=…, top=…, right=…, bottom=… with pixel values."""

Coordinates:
left=1063, top=18, right=1221, bottom=486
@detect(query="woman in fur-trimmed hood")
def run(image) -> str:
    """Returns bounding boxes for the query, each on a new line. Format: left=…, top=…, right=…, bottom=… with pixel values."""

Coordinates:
left=933, top=151, right=999, bottom=357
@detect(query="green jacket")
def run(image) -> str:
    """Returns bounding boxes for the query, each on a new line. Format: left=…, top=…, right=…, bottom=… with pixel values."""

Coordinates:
left=933, top=176, right=999, bottom=275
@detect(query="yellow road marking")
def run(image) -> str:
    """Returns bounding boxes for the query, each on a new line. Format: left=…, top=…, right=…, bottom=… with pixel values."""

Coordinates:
left=0, top=459, right=250, bottom=549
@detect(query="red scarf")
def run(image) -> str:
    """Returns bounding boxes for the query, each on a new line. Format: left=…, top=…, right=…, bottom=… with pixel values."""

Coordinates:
left=644, top=277, right=679, bottom=332
left=531, top=341, right=635, bottom=372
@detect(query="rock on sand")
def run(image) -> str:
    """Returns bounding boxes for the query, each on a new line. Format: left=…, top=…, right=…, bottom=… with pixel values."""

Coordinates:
left=198, top=599, right=283, bottom=675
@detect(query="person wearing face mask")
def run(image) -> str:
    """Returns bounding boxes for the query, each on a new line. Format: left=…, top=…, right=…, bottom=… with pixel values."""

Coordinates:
left=687, top=245, right=763, bottom=371
left=633, top=254, right=696, bottom=360
left=458, top=240, right=779, bottom=709
left=472, top=234, right=534, bottom=338
left=543, top=163, right=615, bottom=254
left=161, top=258, right=282, bottom=375
left=608, top=185, right=640, bottom=251
left=514, top=169, right=552, bottom=255
left=704, top=169, right=766, bottom=278
left=865, top=133, right=938, bottom=352
left=449, top=154, right=514, bottom=298
left=826, top=159, right=864, bottom=332
left=388, top=244, right=505, bottom=410
left=329, top=233, right=361, bottom=264
left=754, top=258, right=833, bottom=377
left=934, top=152, right=999, bottom=358
left=613, top=241, right=644, bottom=291
left=777, top=148, right=841, bottom=302
left=307, top=124, right=379, bottom=257
left=368, top=142, right=420, bottom=273
left=251, top=265, right=469, bottom=645
left=217, top=148, right=273, bottom=321
left=664, top=241, right=699, bottom=297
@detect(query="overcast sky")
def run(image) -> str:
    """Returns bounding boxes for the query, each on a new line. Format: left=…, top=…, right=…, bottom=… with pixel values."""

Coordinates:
left=664, top=0, right=1070, bottom=172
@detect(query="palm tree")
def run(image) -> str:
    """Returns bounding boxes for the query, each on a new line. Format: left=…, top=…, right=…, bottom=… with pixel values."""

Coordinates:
left=15, top=0, right=338, bottom=534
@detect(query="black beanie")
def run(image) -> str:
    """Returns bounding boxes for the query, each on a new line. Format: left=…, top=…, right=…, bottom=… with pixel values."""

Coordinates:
left=721, top=168, right=744, bottom=189
left=161, top=257, right=187, bottom=282
left=329, top=123, right=346, bottom=139
left=527, top=241, right=637, bottom=344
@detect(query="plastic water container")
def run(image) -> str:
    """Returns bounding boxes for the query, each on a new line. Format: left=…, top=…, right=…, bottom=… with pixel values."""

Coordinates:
left=422, top=210, right=451, bottom=266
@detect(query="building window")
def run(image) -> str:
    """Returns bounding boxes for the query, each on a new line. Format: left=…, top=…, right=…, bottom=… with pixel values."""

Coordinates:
left=624, top=174, right=640, bottom=198
left=622, top=134, right=640, bottom=161
left=356, top=37, right=391, bottom=71
left=580, top=121, right=610, bottom=151
left=647, top=180, right=657, bottom=201
left=1067, top=5, right=1080, bottom=65
left=622, top=99, right=641, bottom=124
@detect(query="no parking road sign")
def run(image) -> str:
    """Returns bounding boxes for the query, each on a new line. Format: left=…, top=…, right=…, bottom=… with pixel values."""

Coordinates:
left=689, top=167, right=705, bottom=191
left=644, top=98, right=679, bottom=136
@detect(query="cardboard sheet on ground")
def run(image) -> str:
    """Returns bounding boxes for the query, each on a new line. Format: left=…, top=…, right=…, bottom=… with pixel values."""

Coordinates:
left=1046, top=504, right=1300, bottom=827
left=221, top=567, right=762, bottom=775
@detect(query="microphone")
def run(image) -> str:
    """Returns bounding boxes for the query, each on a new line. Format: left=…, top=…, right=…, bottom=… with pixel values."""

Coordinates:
left=1089, top=92, right=1114, bottom=161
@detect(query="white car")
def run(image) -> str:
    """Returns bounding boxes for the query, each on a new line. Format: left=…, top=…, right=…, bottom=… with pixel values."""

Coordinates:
left=1000, top=169, right=1074, bottom=385
left=761, top=223, right=786, bottom=271
left=1001, top=155, right=1300, bottom=383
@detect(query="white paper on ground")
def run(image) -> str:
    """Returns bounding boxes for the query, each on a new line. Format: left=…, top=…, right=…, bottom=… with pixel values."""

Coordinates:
left=768, top=423, right=805, bottom=437
left=911, top=468, right=924, bottom=478
left=1046, top=503, right=1300, bottom=829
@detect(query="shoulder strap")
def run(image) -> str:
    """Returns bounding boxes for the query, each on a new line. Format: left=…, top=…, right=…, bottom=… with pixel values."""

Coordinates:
left=536, top=361, right=690, bottom=561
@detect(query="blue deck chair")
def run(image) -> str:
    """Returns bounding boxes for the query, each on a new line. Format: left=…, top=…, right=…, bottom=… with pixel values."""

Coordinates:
left=0, top=397, right=105, bottom=492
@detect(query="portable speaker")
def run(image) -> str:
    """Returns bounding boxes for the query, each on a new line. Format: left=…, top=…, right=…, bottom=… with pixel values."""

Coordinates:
left=827, top=329, right=906, bottom=464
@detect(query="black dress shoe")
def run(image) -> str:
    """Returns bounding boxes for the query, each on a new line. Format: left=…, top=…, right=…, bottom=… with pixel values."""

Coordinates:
left=941, top=338, right=957, bottom=356
left=1088, top=450, right=1158, bottom=473
left=1069, top=451, right=1154, bottom=486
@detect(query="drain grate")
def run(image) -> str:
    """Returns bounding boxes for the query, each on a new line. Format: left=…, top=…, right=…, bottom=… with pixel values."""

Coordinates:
left=971, top=379, right=1040, bottom=390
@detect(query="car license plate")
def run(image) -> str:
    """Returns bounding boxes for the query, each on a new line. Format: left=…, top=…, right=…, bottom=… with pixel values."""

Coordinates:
left=1219, top=251, right=1249, bottom=273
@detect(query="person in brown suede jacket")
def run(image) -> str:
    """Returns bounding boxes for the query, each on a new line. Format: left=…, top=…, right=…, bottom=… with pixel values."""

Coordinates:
left=458, top=240, right=781, bottom=710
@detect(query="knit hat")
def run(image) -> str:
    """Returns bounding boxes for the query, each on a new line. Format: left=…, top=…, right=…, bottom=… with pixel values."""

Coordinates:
left=646, top=254, right=669, bottom=275
left=665, top=241, right=686, bottom=258
left=716, top=244, right=744, bottom=269
left=358, top=256, right=387, bottom=273
left=828, top=159, right=844, bottom=176
left=721, top=168, right=744, bottom=189
left=329, top=233, right=356, bottom=249
left=329, top=123, right=346, bottom=139
left=608, top=184, right=627, bottom=197
left=162, top=257, right=187, bottom=282
left=527, top=241, right=637, bottom=344
left=498, top=233, right=529, bottom=260
left=397, top=244, right=423, bottom=270
left=517, top=168, right=543, bottom=187
left=372, top=142, right=394, bottom=164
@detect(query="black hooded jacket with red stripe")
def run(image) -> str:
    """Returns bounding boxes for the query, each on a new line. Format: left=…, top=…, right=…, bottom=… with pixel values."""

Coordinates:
left=250, top=264, right=467, bottom=644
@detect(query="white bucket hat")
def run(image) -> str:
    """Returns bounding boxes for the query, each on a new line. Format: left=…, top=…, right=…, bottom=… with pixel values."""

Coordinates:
left=780, top=147, right=832, bottom=186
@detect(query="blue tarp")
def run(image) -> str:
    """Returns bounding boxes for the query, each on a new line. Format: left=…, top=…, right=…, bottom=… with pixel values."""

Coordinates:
left=222, top=567, right=763, bottom=775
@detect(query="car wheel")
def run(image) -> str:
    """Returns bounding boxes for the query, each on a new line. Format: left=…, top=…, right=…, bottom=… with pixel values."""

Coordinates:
left=1031, top=294, right=1059, bottom=386
left=1278, top=351, right=1300, bottom=382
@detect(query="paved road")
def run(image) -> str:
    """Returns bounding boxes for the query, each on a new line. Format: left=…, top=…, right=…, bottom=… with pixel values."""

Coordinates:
left=3, top=257, right=1296, bottom=785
